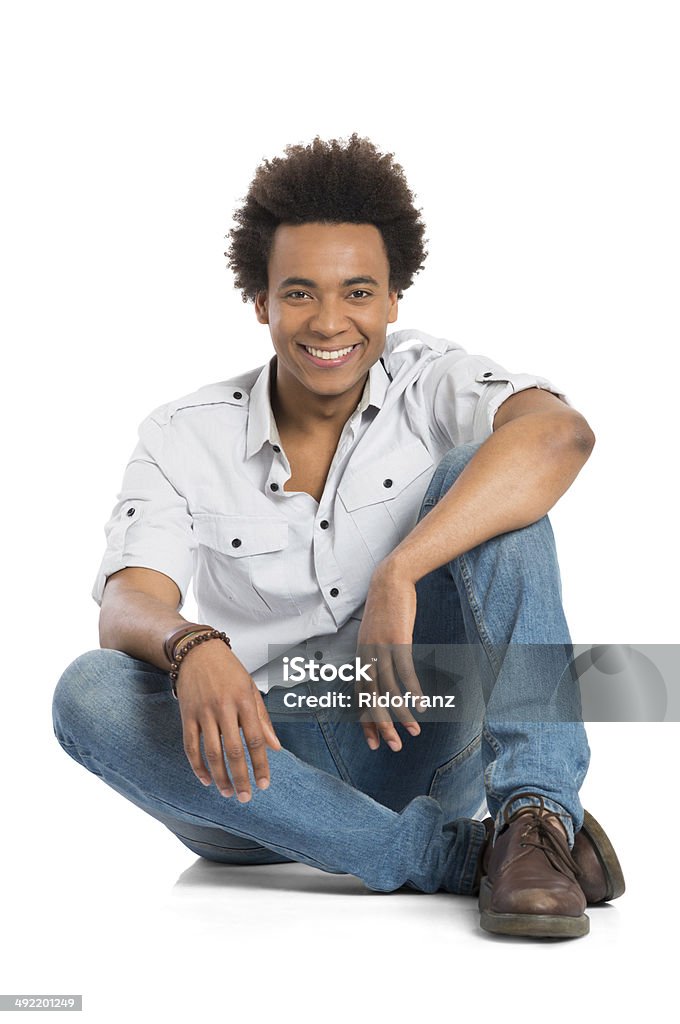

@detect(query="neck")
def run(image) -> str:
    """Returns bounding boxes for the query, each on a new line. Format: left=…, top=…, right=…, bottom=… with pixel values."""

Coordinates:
left=271, top=357, right=368, bottom=436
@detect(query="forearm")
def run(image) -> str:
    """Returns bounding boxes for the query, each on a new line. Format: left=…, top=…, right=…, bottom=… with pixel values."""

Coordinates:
left=98, top=575, right=279, bottom=799
left=99, top=570, right=190, bottom=670
left=385, top=414, right=595, bottom=585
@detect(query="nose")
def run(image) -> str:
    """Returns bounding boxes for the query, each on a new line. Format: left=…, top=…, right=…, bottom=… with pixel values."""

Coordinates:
left=308, top=299, right=351, bottom=338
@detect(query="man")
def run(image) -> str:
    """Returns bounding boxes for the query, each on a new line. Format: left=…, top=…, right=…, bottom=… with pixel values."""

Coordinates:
left=52, top=134, right=624, bottom=938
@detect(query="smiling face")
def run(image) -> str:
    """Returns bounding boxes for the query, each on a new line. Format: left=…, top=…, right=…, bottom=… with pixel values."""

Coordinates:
left=254, top=222, right=399, bottom=407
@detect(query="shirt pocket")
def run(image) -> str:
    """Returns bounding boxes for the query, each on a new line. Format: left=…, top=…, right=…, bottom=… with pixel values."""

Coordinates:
left=337, top=440, right=435, bottom=564
left=192, top=513, right=300, bottom=618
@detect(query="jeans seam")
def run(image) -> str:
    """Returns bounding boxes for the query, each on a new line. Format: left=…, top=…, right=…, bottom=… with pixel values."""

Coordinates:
left=455, top=550, right=503, bottom=676
left=427, top=731, right=482, bottom=799
left=312, top=716, right=356, bottom=786
left=172, top=832, right=271, bottom=854
left=460, top=820, right=487, bottom=894
left=482, top=726, right=504, bottom=805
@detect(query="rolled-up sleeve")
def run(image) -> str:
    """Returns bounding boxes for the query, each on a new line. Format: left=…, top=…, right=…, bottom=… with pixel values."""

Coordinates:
left=92, top=415, right=196, bottom=607
left=418, top=349, right=572, bottom=448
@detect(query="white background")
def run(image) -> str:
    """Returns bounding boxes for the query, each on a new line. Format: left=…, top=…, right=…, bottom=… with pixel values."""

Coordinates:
left=1, top=1, right=678, bottom=1021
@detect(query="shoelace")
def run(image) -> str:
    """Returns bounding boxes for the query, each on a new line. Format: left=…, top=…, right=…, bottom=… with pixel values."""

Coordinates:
left=503, top=792, right=582, bottom=879
left=516, top=815, right=582, bottom=878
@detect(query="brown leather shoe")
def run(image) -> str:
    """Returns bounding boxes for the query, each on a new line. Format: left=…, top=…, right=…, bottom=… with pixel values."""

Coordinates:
left=479, top=803, right=589, bottom=938
left=476, top=802, right=626, bottom=906
left=573, top=809, right=626, bottom=903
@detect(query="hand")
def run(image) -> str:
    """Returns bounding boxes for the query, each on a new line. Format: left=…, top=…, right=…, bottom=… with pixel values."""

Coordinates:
left=174, top=639, right=282, bottom=801
left=355, top=559, right=426, bottom=752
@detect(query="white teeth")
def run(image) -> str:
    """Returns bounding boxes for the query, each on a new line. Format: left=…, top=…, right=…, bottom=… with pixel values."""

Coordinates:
left=304, top=345, right=356, bottom=360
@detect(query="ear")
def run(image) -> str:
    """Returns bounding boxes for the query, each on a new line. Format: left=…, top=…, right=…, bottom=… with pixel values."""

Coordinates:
left=387, top=289, right=399, bottom=325
left=254, top=290, right=269, bottom=325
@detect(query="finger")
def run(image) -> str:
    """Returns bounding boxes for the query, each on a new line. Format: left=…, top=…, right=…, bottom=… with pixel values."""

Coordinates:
left=218, top=720, right=254, bottom=802
left=360, top=716, right=380, bottom=750
left=393, top=646, right=428, bottom=712
left=354, top=653, right=383, bottom=750
left=358, top=645, right=411, bottom=748
left=239, top=702, right=273, bottom=793
left=252, top=683, right=282, bottom=750
left=369, top=707, right=402, bottom=750
left=363, top=657, right=401, bottom=751
left=201, top=719, right=236, bottom=798
left=375, top=647, right=421, bottom=737
left=369, top=703, right=402, bottom=750
left=181, top=718, right=215, bottom=788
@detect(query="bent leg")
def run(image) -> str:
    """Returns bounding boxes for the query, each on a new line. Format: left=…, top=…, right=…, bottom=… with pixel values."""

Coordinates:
left=313, top=688, right=487, bottom=895
left=52, top=649, right=487, bottom=893
left=414, top=442, right=591, bottom=846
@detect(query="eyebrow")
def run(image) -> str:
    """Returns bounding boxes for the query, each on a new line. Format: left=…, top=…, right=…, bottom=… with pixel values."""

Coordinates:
left=277, top=275, right=381, bottom=290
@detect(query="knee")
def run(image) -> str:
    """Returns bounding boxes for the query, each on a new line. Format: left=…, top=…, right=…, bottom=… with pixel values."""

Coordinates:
left=420, top=442, right=484, bottom=510
left=52, top=649, right=132, bottom=746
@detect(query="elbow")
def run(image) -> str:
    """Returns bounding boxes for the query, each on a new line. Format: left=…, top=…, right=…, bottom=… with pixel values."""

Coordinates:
left=571, top=417, right=596, bottom=456
left=543, top=414, right=596, bottom=461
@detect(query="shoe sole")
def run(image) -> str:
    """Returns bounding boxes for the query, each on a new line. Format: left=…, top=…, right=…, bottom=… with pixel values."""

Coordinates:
left=478, top=878, right=590, bottom=938
left=580, top=809, right=626, bottom=902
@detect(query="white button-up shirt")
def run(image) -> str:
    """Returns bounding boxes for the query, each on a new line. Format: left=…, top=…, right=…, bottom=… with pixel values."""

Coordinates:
left=93, top=329, right=569, bottom=690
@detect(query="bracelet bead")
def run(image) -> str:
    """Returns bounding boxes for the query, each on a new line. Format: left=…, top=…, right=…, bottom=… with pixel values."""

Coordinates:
left=169, top=629, right=231, bottom=699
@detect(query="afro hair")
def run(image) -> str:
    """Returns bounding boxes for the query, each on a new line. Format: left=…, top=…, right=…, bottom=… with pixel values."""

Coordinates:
left=225, top=134, right=428, bottom=302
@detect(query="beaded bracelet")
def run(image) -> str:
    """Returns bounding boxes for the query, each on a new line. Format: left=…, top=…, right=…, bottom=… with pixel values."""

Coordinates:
left=163, top=623, right=213, bottom=666
left=171, top=629, right=212, bottom=663
left=170, top=629, right=232, bottom=700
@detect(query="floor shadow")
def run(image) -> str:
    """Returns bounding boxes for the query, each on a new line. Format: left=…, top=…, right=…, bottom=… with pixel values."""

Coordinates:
left=173, top=858, right=373, bottom=896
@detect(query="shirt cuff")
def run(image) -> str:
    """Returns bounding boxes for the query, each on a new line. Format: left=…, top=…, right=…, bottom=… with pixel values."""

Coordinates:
left=91, top=554, right=193, bottom=608
left=472, top=370, right=572, bottom=440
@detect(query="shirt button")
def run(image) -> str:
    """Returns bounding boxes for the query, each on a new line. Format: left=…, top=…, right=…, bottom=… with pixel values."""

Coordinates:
left=233, top=391, right=243, bottom=399
left=231, top=538, right=242, bottom=548
left=314, top=650, right=323, bottom=661
left=383, top=478, right=393, bottom=488
left=272, top=444, right=281, bottom=453
left=320, top=520, right=329, bottom=529
left=126, top=507, right=136, bottom=517
left=482, top=372, right=493, bottom=378
left=330, top=587, right=339, bottom=597
left=270, top=482, right=279, bottom=492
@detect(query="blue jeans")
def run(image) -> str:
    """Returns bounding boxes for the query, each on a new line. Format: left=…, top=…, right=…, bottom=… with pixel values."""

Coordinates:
left=52, top=443, right=590, bottom=895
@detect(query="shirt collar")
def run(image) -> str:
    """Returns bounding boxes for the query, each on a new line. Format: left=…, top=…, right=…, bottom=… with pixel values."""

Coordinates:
left=245, top=354, right=390, bottom=460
